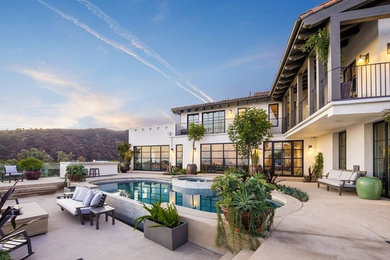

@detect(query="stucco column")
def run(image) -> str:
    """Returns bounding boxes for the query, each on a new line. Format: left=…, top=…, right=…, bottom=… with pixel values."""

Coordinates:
left=297, top=74, right=303, bottom=123
left=328, top=18, right=341, bottom=101
left=307, top=55, right=315, bottom=115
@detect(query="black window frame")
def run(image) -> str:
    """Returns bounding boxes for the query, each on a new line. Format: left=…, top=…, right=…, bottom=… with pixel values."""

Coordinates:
left=373, top=121, right=389, bottom=198
left=187, top=113, right=200, bottom=130
left=339, top=131, right=346, bottom=170
left=176, top=144, right=183, bottom=169
left=268, top=103, right=279, bottom=127
left=202, top=110, right=225, bottom=134
left=133, top=145, right=170, bottom=171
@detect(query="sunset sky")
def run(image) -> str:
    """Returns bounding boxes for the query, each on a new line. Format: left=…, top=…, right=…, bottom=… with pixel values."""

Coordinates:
left=0, top=0, right=323, bottom=130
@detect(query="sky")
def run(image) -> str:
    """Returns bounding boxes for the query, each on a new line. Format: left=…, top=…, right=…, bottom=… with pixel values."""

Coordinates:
left=0, top=0, right=324, bottom=130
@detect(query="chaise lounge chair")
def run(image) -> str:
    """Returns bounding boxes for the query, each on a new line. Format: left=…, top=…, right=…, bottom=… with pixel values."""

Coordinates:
left=56, top=187, right=107, bottom=225
left=2, top=166, right=24, bottom=183
left=317, top=169, right=366, bottom=195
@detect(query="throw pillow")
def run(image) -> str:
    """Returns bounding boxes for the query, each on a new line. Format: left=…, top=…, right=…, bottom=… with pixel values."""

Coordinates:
left=72, top=187, right=81, bottom=200
left=82, top=190, right=96, bottom=206
left=75, top=187, right=89, bottom=202
left=90, top=192, right=103, bottom=207
left=349, top=172, right=360, bottom=184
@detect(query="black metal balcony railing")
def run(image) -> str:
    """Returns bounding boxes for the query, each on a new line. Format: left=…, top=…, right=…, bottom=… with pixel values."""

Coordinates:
left=340, top=62, right=390, bottom=100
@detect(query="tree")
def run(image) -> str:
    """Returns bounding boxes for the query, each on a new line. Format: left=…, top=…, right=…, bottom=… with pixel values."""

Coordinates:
left=187, top=123, right=206, bottom=165
left=228, top=107, right=272, bottom=169
left=56, top=151, right=74, bottom=162
left=17, top=148, right=53, bottom=163
left=77, top=156, right=86, bottom=162
left=385, top=110, right=390, bottom=124
left=116, top=142, right=133, bottom=167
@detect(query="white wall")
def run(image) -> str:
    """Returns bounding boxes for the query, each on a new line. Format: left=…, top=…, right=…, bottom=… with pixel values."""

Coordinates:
left=315, top=133, right=335, bottom=175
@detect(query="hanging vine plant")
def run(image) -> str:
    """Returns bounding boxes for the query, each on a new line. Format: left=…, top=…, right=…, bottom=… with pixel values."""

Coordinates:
left=300, top=28, right=329, bottom=67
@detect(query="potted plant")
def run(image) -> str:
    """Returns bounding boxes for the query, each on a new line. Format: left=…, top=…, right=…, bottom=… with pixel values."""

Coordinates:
left=135, top=200, right=188, bottom=250
left=17, top=158, right=44, bottom=180
left=116, top=142, right=133, bottom=173
left=65, top=164, right=87, bottom=182
left=187, top=123, right=205, bottom=174
left=211, top=170, right=276, bottom=252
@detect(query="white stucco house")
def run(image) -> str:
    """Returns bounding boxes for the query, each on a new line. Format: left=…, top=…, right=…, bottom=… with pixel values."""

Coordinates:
left=129, top=0, right=390, bottom=198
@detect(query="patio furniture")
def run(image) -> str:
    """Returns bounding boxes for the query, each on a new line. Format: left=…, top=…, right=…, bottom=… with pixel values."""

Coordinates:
left=89, top=168, right=100, bottom=177
left=90, top=205, right=115, bottom=230
left=317, top=169, right=366, bottom=195
left=0, top=212, right=34, bottom=259
left=56, top=187, right=107, bottom=225
left=2, top=166, right=24, bottom=183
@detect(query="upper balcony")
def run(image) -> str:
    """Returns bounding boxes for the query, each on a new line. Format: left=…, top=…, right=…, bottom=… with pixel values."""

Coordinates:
left=175, top=117, right=283, bottom=136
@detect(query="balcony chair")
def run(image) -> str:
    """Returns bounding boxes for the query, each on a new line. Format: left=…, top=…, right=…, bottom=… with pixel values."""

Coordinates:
left=2, top=166, right=24, bottom=183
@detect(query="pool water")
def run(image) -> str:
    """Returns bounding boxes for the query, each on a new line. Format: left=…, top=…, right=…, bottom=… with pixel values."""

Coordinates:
left=98, top=180, right=281, bottom=213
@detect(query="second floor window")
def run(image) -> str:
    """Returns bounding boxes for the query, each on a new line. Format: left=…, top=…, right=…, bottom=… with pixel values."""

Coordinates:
left=187, top=114, right=199, bottom=129
left=237, top=108, right=246, bottom=116
left=268, top=104, right=279, bottom=127
left=202, top=111, right=225, bottom=134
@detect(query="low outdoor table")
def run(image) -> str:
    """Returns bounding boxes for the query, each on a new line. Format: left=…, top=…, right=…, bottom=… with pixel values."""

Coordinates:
left=90, top=206, right=115, bottom=230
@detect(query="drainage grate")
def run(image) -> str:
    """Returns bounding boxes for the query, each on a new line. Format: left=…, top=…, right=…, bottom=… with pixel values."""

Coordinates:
left=386, top=241, right=390, bottom=244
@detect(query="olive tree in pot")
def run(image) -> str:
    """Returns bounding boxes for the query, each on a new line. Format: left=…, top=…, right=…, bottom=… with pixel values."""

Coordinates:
left=135, top=200, right=188, bottom=250
left=187, top=123, right=205, bottom=174
left=65, top=164, right=87, bottom=182
left=228, top=107, right=272, bottom=175
left=17, top=158, right=44, bottom=180
left=116, top=142, right=133, bottom=173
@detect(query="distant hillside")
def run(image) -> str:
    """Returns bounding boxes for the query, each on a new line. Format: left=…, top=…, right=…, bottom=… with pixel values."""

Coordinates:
left=0, top=128, right=128, bottom=161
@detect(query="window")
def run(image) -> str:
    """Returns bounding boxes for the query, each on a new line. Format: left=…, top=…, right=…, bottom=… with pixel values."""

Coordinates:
left=268, top=104, right=279, bottom=127
left=201, top=143, right=248, bottom=173
left=339, top=132, right=346, bottom=169
left=373, top=121, right=389, bottom=198
left=263, top=140, right=303, bottom=176
left=202, top=111, right=225, bottom=134
left=237, top=108, right=246, bottom=115
left=187, top=114, right=199, bottom=129
left=176, top=145, right=183, bottom=169
left=133, top=145, right=170, bottom=171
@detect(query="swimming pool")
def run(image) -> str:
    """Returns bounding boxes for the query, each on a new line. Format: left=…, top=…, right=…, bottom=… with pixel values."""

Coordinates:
left=98, top=179, right=282, bottom=213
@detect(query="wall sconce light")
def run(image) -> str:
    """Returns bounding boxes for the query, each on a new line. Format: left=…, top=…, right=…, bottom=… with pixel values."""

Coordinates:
left=388, top=43, right=390, bottom=54
left=308, top=145, right=313, bottom=153
left=356, top=53, right=369, bottom=66
left=170, top=148, right=174, bottom=152
left=193, top=147, right=196, bottom=151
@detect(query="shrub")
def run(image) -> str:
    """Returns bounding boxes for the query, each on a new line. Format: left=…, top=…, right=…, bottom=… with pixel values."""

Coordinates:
left=65, top=164, right=87, bottom=181
left=134, top=200, right=181, bottom=229
left=17, top=158, right=44, bottom=171
left=277, top=185, right=309, bottom=202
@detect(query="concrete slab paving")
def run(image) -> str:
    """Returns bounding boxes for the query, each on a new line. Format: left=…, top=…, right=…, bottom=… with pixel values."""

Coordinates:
left=252, top=181, right=390, bottom=260
left=7, top=193, right=220, bottom=260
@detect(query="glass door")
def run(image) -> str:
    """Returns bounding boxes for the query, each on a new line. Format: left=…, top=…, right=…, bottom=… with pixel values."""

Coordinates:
left=373, top=121, right=389, bottom=198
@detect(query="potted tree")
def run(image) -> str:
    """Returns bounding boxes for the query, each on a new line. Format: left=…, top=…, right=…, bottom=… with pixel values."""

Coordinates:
left=228, top=107, right=272, bottom=176
left=187, top=123, right=206, bottom=174
left=211, top=170, right=276, bottom=252
left=116, top=142, right=133, bottom=173
left=17, top=158, right=44, bottom=180
left=135, top=200, right=188, bottom=250
left=65, top=164, right=87, bottom=182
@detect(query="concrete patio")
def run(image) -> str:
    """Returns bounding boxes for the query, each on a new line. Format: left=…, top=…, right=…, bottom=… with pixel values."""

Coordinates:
left=253, top=181, right=390, bottom=260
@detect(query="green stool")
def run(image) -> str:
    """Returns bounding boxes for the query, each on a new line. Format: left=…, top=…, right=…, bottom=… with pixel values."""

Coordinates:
left=356, top=177, right=382, bottom=200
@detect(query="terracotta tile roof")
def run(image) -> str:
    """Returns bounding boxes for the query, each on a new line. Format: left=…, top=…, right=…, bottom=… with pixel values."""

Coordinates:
left=299, top=0, right=343, bottom=19
left=171, top=91, right=270, bottom=114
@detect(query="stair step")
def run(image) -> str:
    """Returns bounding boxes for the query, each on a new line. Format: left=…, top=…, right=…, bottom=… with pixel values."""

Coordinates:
left=232, top=249, right=254, bottom=260
left=219, top=251, right=235, bottom=260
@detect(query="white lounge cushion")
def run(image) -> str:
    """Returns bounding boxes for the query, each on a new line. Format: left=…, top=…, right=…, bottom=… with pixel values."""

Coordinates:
left=72, top=187, right=81, bottom=200
left=90, top=192, right=103, bottom=207
left=9, top=172, right=23, bottom=176
left=82, top=190, right=96, bottom=206
left=340, top=171, right=352, bottom=181
left=75, top=187, right=89, bottom=202
left=318, top=178, right=342, bottom=187
left=349, top=172, right=360, bottom=183
left=56, top=199, right=91, bottom=215
left=4, top=166, right=18, bottom=174
left=328, top=170, right=341, bottom=179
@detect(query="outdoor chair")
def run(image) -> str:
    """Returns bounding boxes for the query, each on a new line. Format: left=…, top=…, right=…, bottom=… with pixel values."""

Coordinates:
left=0, top=212, right=34, bottom=259
left=56, top=187, right=107, bottom=225
left=317, top=169, right=367, bottom=195
left=2, top=166, right=24, bottom=183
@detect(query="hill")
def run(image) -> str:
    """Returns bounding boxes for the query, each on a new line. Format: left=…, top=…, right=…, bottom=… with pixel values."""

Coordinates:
left=0, top=128, right=128, bottom=161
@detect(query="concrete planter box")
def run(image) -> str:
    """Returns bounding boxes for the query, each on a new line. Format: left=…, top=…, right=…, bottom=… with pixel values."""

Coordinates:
left=144, top=219, right=188, bottom=250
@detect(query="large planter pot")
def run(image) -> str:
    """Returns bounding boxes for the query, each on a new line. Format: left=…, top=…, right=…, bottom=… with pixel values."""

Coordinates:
left=120, top=165, right=130, bottom=173
left=23, top=170, right=41, bottom=180
left=143, top=219, right=188, bottom=250
left=186, top=164, right=197, bottom=175
left=67, top=175, right=83, bottom=182
left=356, top=177, right=382, bottom=200
left=221, top=207, right=273, bottom=233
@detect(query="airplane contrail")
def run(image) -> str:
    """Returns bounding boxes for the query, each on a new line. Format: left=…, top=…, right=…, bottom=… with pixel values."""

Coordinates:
left=37, top=0, right=208, bottom=103
left=76, top=0, right=215, bottom=102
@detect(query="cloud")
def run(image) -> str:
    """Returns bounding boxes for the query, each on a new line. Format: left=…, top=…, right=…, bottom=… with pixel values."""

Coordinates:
left=9, top=66, right=143, bottom=129
left=75, top=0, right=214, bottom=102
left=219, top=51, right=280, bottom=70
left=37, top=0, right=209, bottom=103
